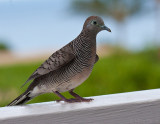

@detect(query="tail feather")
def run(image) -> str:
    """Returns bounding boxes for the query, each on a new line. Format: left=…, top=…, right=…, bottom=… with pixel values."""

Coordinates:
left=7, top=91, right=33, bottom=106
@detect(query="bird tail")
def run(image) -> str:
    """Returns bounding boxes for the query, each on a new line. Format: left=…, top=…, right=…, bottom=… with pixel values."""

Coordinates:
left=7, top=91, right=34, bottom=106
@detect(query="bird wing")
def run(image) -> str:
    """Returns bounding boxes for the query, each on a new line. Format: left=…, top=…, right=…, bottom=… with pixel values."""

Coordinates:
left=21, top=44, right=74, bottom=87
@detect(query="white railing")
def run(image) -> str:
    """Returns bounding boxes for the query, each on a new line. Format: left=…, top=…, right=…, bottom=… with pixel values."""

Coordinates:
left=1, top=89, right=160, bottom=124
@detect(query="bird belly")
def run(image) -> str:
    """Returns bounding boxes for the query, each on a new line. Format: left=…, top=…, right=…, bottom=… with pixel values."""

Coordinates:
left=33, top=55, right=95, bottom=94
left=54, top=68, right=92, bottom=92
left=31, top=68, right=92, bottom=94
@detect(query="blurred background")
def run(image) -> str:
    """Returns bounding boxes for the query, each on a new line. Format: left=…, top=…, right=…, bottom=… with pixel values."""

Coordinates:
left=0, top=0, right=160, bottom=107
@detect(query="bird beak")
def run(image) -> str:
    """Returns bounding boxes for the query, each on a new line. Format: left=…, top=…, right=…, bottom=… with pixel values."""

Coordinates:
left=101, top=25, right=111, bottom=32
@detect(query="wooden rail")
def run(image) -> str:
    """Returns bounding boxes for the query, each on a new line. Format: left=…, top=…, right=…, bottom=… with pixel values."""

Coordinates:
left=1, top=89, right=160, bottom=124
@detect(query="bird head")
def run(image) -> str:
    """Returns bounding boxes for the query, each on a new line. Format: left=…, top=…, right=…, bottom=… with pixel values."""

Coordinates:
left=83, top=16, right=111, bottom=34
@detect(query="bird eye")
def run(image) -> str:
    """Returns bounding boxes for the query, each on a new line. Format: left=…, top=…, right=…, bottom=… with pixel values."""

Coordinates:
left=91, top=20, right=97, bottom=25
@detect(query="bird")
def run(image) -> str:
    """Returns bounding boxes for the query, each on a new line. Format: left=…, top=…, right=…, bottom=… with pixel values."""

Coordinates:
left=7, top=16, right=111, bottom=106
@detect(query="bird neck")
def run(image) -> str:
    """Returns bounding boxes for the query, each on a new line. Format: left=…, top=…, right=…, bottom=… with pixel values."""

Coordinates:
left=83, top=29, right=98, bottom=39
left=73, top=30, right=97, bottom=55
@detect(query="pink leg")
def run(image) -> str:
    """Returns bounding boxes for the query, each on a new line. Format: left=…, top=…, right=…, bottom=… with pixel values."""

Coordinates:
left=53, top=91, right=81, bottom=103
left=69, top=89, right=93, bottom=102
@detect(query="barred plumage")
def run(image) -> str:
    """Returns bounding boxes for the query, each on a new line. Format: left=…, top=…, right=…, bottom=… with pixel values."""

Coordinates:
left=7, top=16, right=111, bottom=106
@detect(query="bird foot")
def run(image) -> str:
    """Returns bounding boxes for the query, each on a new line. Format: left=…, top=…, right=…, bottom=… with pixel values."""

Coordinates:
left=56, top=98, right=72, bottom=102
left=56, top=98, right=80, bottom=103
left=56, top=98, right=93, bottom=103
left=79, top=98, right=94, bottom=102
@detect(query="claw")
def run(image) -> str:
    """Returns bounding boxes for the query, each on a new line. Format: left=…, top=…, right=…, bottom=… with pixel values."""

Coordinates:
left=56, top=98, right=93, bottom=103
left=79, top=98, right=93, bottom=102
left=56, top=99, right=62, bottom=102
left=56, top=98, right=79, bottom=103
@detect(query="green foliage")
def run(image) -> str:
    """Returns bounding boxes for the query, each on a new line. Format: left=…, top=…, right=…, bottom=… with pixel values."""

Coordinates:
left=0, top=48, right=160, bottom=106
left=71, top=0, right=143, bottom=22
left=0, top=43, right=8, bottom=50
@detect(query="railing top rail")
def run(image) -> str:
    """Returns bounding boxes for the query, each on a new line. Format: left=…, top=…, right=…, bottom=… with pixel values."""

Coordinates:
left=1, top=89, right=160, bottom=124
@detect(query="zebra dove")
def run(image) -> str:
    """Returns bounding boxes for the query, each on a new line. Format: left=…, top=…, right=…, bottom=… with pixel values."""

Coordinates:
left=7, top=16, right=111, bottom=106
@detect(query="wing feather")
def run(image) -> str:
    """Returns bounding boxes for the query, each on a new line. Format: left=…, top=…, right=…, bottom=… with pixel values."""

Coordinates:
left=21, top=44, right=74, bottom=87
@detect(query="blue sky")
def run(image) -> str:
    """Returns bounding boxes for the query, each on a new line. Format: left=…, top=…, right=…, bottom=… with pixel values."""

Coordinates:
left=0, top=0, right=159, bottom=56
